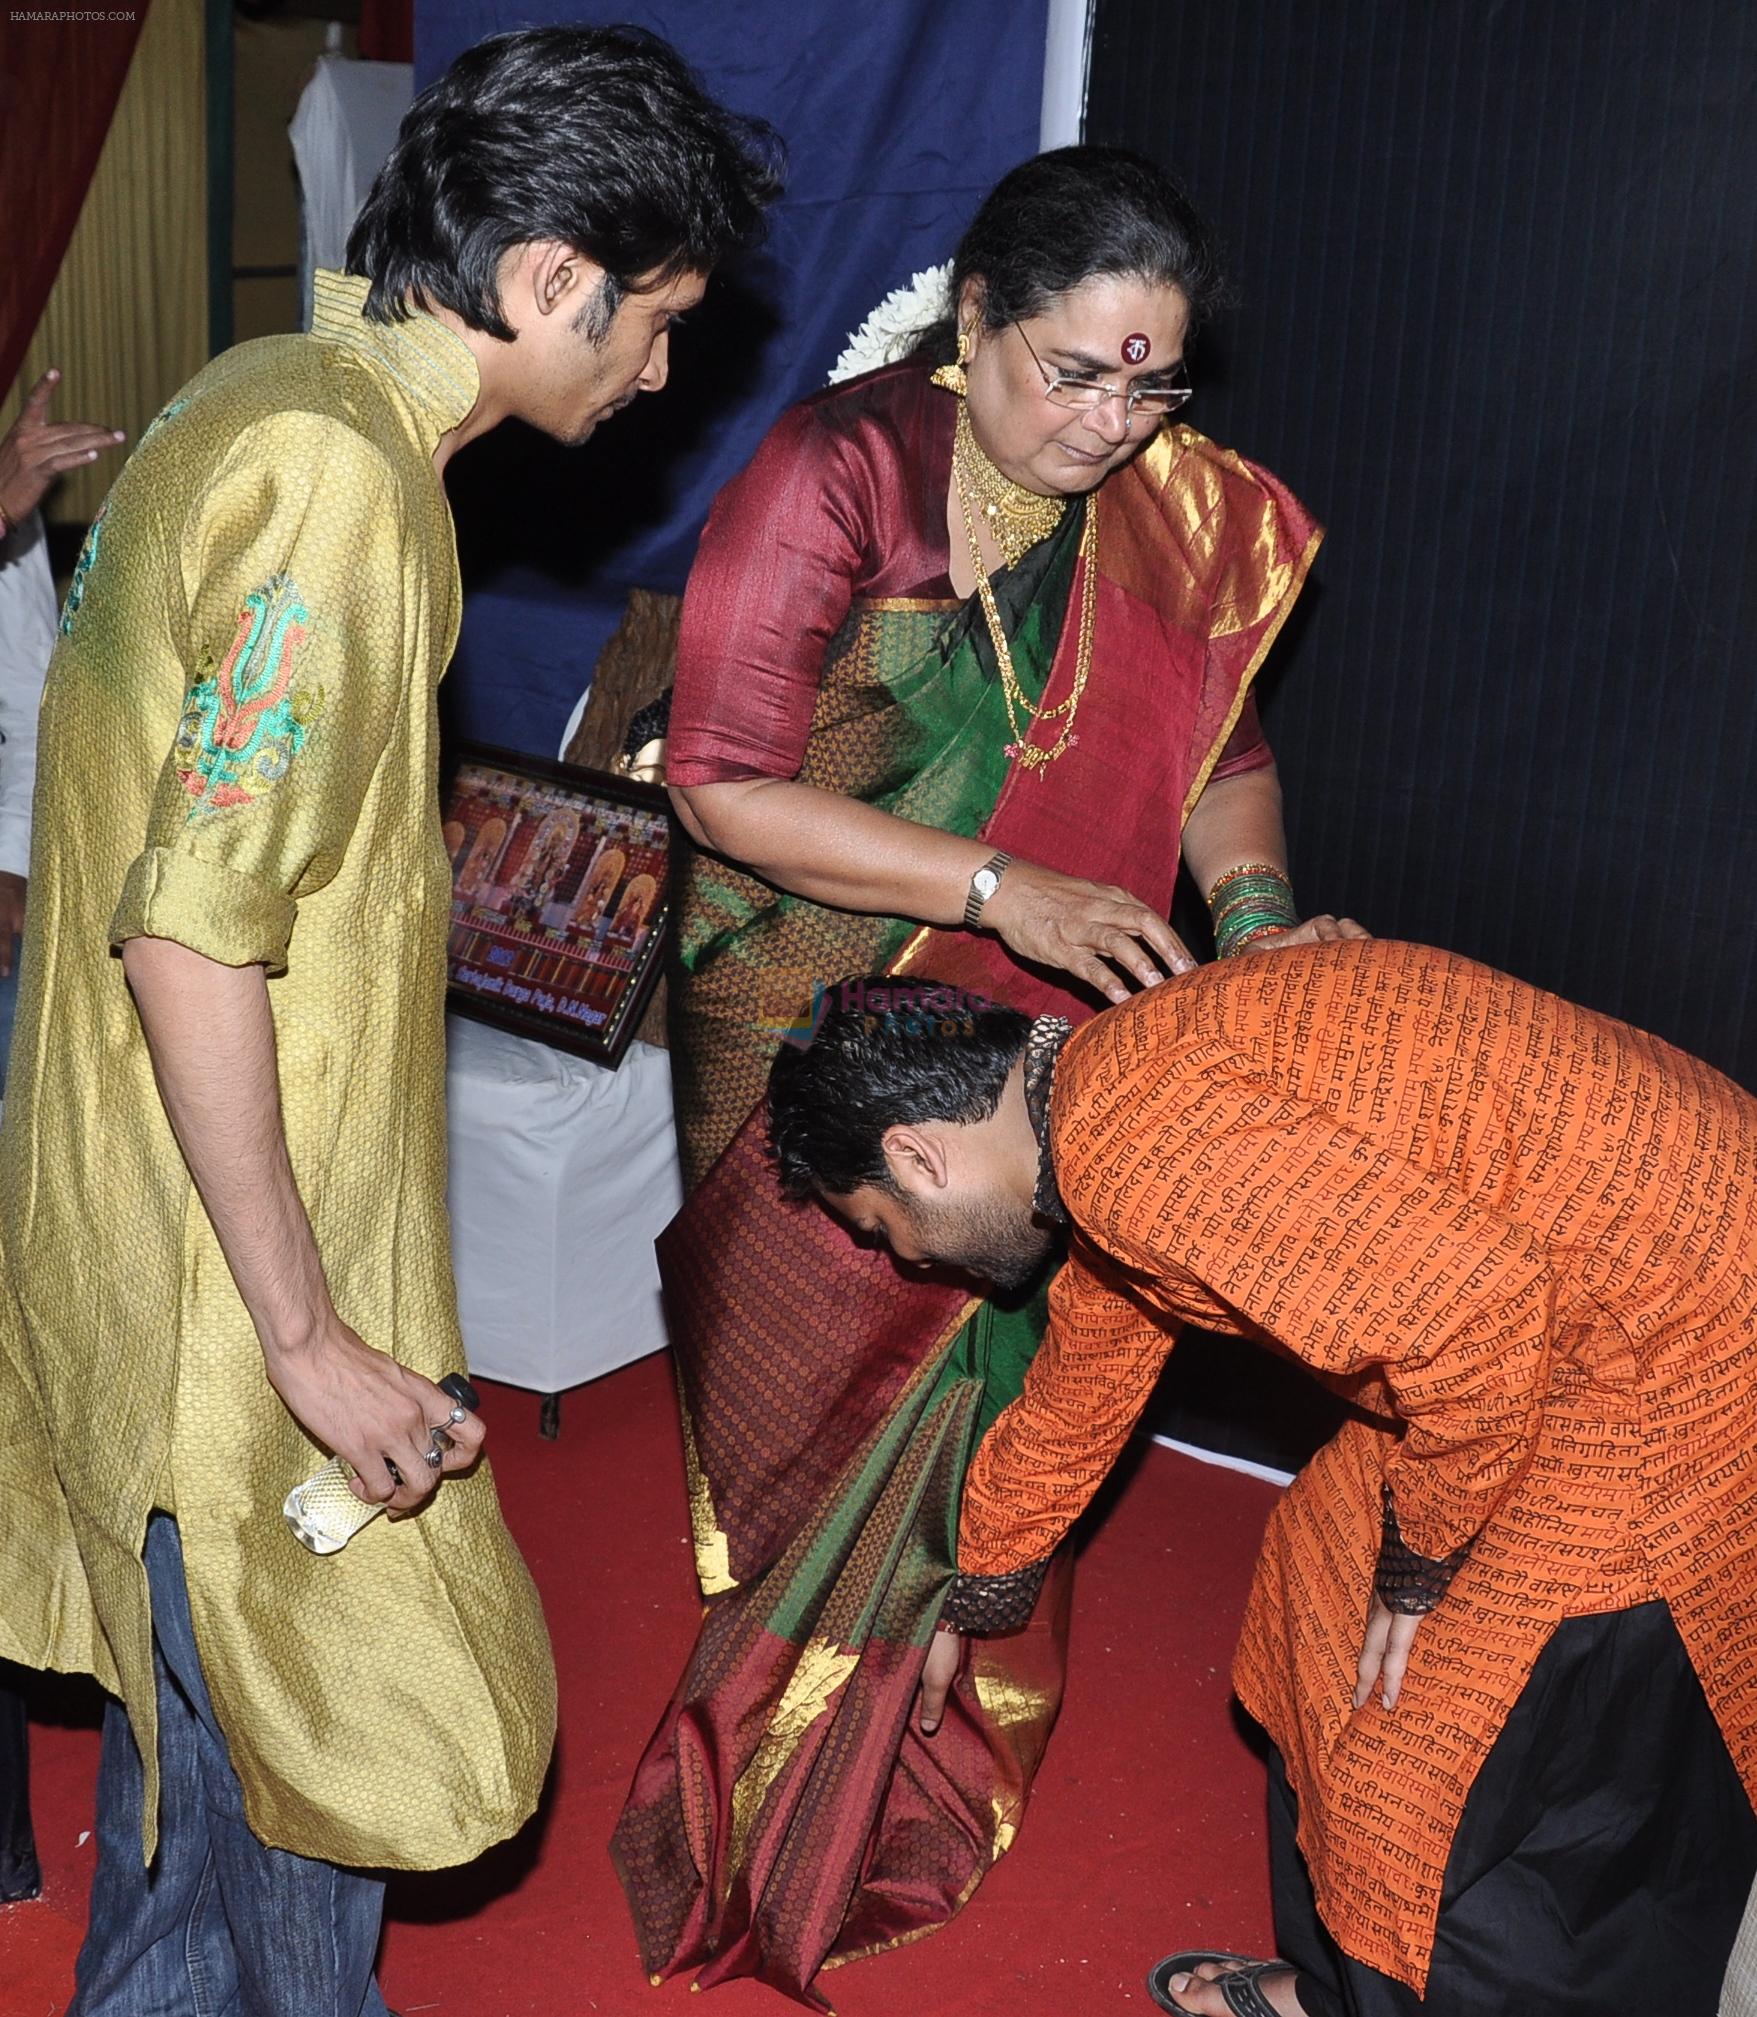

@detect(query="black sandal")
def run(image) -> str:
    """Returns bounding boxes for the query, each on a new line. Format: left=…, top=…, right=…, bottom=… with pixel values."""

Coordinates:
left=1147, top=1950, right=1297, bottom=2016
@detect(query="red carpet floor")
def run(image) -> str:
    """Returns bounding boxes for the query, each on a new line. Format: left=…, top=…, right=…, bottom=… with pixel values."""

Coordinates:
left=1, top=1354, right=1279, bottom=2017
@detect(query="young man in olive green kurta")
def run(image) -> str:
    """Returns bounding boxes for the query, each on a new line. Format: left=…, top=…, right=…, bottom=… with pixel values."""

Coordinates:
left=0, top=27, right=778, bottom=2016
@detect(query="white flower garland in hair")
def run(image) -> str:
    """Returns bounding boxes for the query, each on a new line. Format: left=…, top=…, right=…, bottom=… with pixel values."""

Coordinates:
left=826, top=261, right=954, bottom=385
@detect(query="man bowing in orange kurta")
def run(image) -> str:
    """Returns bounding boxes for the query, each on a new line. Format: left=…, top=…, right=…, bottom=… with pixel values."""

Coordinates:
left=766, top=939, right=1757, bottom=2017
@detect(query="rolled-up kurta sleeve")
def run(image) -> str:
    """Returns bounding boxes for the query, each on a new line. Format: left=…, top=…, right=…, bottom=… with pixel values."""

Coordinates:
left=666, top=405, right=867, bottom=787
left=111, top=415, right=406, bottom=972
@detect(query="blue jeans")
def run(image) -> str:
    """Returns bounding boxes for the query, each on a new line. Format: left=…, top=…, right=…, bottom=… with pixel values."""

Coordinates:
left=69, top=1516, right=391, bottom=2017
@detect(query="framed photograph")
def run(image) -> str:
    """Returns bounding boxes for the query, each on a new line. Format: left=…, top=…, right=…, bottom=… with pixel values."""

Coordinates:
left=441, top=741, right=670, bottom=1069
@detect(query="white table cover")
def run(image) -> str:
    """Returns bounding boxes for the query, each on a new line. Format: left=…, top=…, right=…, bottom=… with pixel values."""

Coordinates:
left=445, top=1015, right=680, bottom=1393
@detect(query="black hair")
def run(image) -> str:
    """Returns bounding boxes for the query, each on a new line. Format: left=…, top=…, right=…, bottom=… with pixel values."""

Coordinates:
left=346, top=25, right=785, bottom=338
left=767, top=977, right=1032, bottom=1198
left=916, top=144, right=1226, bottom=362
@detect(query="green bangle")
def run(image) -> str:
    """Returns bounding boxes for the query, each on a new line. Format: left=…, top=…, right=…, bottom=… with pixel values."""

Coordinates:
left=1214, top=899, right=1298, bottom=957
left=1208, top=861, right=1297, bottom=958
left=1218, top=907, right=1299, bottom=935
left=1212, top=892, right=1293, bottom=933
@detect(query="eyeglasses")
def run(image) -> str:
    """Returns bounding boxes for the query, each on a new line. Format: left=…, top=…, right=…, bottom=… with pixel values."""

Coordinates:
left=1013, top=322, right=1192, bottom=422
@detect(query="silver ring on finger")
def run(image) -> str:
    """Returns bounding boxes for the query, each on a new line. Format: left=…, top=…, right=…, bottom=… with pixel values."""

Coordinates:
left=422, top=1443, right=444, bottom=1470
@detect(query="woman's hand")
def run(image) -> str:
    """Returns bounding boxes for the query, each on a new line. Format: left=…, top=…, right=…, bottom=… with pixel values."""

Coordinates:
left=0, top=370, right=125, bottom=527
left=1353, top=1595, right=1422, bottom=1712
left=1237, top=914, right=1370, bottom=955
left=981, top=858, right=1195, bottom=1002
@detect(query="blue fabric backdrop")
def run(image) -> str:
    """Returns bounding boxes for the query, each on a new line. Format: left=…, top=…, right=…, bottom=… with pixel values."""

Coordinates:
left=415, top=0, right=1049, bottom=753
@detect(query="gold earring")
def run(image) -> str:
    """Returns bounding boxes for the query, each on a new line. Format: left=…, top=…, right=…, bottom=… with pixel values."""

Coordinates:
left=931, top=325, right=972, bottom=396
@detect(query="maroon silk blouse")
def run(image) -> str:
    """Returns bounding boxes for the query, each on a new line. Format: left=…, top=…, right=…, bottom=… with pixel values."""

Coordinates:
left=666, top=360, right=1271, bottom=790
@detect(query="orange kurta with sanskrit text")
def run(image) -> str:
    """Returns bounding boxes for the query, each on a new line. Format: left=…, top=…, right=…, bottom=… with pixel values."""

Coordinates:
left=958, top=939, right=1757, bottom=1991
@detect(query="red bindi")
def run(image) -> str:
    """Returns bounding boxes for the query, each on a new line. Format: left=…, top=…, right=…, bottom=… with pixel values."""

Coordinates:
left=1121, top=332, right=1151, bottom=365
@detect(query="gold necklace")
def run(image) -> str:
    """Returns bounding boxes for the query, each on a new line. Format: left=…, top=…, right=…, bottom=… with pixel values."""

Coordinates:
left=954, top=455, right=1098, bottom=772
left=953, top=401, right=1066, bottom=568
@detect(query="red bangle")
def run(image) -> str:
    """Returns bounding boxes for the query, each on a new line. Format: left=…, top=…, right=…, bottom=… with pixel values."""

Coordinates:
left=933, top=1617, right=960, bottom=1635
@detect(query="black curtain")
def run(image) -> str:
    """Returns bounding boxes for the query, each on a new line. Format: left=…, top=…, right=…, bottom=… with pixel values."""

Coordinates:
left=1087, top=0, right=1757, bottom=1469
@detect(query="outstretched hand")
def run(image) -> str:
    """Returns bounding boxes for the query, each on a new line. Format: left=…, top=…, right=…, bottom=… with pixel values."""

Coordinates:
left=0, top=370, right=125, bottom=527
left=1354, top=1595, right=1423, bottom=1711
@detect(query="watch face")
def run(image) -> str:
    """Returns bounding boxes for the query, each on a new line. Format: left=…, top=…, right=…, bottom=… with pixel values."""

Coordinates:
left=974, top=869, right=999, bottom=899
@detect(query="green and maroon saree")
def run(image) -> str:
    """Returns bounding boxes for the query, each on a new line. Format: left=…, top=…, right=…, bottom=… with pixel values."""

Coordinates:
left=613, top=363, right=1319, bottom=2005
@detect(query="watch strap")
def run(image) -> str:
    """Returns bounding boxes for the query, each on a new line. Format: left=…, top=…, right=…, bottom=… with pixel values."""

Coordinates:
left=963, top=850, right=1012, bottom=931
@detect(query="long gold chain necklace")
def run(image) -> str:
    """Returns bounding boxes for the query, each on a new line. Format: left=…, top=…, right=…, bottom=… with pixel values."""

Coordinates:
left=953, top=430, right=1098, bottom=772
left=952, top=400, right=1066, bottom=567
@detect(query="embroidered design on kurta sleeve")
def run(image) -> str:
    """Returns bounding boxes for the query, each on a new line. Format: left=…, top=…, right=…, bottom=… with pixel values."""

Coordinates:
left=58, top=504, right=108, bottom=638
left=176, top=573, right=323, bottom=817
left=140, top=397, right=189, bottom=444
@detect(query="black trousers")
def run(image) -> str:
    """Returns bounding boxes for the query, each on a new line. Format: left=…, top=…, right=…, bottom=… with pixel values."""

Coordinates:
left=1272, top=1602, right=1757, bottom=2017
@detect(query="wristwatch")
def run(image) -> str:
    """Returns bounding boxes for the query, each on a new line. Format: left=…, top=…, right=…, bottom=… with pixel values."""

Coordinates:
left=963, top=850, right=1012, bottom=931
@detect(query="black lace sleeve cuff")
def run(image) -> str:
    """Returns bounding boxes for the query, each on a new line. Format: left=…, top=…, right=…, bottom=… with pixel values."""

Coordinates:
left=1375, top=1485, right=1471, bottom=1615
left=942, top=1560, right=1050, bottom=1635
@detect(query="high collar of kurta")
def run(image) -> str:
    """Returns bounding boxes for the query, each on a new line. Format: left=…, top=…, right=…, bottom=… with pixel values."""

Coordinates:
left=1022, top=1014, right=1072, bottom=1226
left=311, top=269, right=481, bottom=454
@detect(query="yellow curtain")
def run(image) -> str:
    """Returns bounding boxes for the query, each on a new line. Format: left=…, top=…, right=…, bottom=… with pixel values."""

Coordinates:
left=1, top=0, right=208, bottom=532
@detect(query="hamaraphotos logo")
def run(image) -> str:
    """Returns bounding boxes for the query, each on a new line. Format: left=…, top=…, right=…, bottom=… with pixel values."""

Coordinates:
left=764, top=975, right=996, bottom=1049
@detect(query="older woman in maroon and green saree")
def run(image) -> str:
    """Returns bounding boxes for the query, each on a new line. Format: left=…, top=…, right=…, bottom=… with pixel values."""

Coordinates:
left=613, top=149, right=1335, bottom=2006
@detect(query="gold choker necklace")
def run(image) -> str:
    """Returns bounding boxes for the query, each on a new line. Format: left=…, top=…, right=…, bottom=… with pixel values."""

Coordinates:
left=952, top=402, right=1066, bottom=569
left=953, top=444, right=1099, bottom=774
